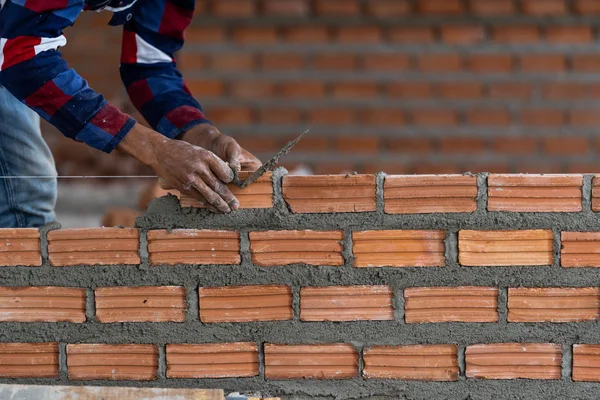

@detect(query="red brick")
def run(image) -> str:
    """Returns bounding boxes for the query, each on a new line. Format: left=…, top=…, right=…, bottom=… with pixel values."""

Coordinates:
left=573, top=54, right=600, bottom=72
left=0, top=228, right=41, bottom=267
left=417, top=0, right=463, bottom=14
left=387, top=82, right=433, bottom=98
left=260, top=53, right=304, bottom=70
left=314, top=0, right=359, bottom=15
left=362, top=109, right=405, bottom=126
left=364, top=345, right=458, bottom=381
left=353, top=230, right=446, bottom=267
left=466, top=344, right=561, bottom=380
left=493, top=26, right=540, bottom=43
left=283, top=26, right=330, bottom=43
left=411, top=109, right=458, bottom=126
left=459, top=230, right=554, bottom=266
left=405, top=287, right=498, bottom=323
left=166, top=343, right=259, bottom=378
left=211, top=0, right=256, bottom=17
left=232, top=27, right=278, bottom=44
left=309, top=108, right=356, bottom=125
left=184, top=27, right=226, bottom=43
left=488, top=174, right=583, bottom=212
left=280, top=81, right=325, bottom=98
left=467, top=54, right=514, bottom=73
left=0, top=287, right=85, bottom=322
left=521, top=109, right=566, bottom=126
left=492, top=137, right=538, bottom=154
left=258, top=108, right=302, bottom=124
left=542, top=82, right=588, bottom=99
left=417, top=54, right=462, bottom=72
left=573, top=345, right=600, bottom=381
left=265, top=344, right=358, bottom=380
left=95, top=286, right=186, bottom=323
left=250, top=230, right=344, bottom=265
left=334, top=137, right=380, bottom=154
left=48, top=228, right=140, bottom=266
left=488, top=83, right=533, bottom=99
left=313, top=53, right=358, bottom=70
left=262, top=0, right=308, bottom=16
left=332, top=82, right=379, bottom=98
left=547, top=26, right=593, bottom=43
left=283, top=175, right=376, bottom=213
left=515, top=163, right=563, bottom=174
left=440, top=25, right=486, bottom=44
left=67, top=344, right=158, bottom=381
left=199, top=285, right=292, bottom=322
left=281, top=135, right=329, bottom=152
left=570, top=110, right=600, bottom=126
left=147, top=230, right=240, bottom=266
left=366, top=0, right=411, bottom=17
left=385, top=175, right=477, bottom=214
left=0, top=343, right=58, bottom=378
left=522, top=0, right=568, bottom=15
left=389, top=27, right=435, bottom=43
left=412, top=163, right=460, bottom=174
left=543, top=137, right=589, bottom=155
left=313, top=163, right=356, bottom=175
left=300, top=286, right=394, bottom=321
left=467, top=163, right=511, bottom=174
left=520, top=54, right=566, bottom=72
left=466, top=109, right=510, bottom=126
left=568, top=163, right=600, bottom=173
left=210, top=53, right=255, bottom=71
left=440, top=137, right=486, bottom=153
left=469, top=0, right=515, bottom=15
left=593, top=176, right=600, bottom=211
left=336, top=26, right=383, bottom=43
left=388, top=138, right=433, bottom=153
left=508, top=287, right=600, bottom=322
left=209, top=106, right=254, bottom=125
left=185, top=79, right=224, bottom=97
left=438, top=82, right=483, bottom=99
left=230, top=80, right=276, bottom=99
left=178, top=52, right=206, bottom=71
left=364, top=54, right=410, bottom=71
left=574, top=0, right=600, bottom=14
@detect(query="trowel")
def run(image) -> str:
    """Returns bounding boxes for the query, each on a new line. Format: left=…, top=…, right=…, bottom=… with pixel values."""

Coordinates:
left=231, top=129, right=309, bottom=188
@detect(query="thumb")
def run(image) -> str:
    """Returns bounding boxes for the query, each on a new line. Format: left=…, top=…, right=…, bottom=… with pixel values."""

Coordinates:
left=226, top=141, right=242, bottom=172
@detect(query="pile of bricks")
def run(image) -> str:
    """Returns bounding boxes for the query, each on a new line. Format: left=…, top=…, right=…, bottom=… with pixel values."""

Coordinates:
left=4, top=172, right=600, bottom=397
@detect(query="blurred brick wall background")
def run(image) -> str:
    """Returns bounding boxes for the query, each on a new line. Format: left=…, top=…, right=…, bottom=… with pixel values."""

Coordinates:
left=46, top=0, right=600, bottom=176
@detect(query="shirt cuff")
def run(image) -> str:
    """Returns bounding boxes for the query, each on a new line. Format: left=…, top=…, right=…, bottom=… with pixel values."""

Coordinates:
left=157, top=105, right=211, bottom=139
left=75, top=103, right=137, bottom=153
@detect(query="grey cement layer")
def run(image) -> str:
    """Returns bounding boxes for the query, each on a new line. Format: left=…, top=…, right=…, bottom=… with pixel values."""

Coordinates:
left=3, top=170, right=600, bottom=399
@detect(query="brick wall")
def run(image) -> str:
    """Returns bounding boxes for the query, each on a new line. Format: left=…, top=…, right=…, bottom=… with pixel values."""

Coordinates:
left=4, top=171, right=600, bottom=397
left=48, top=0, right=600, bottom=177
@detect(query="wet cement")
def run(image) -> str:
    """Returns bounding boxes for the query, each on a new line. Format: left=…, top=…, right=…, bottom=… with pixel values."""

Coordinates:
left=2, top=170, right=600, bottom=399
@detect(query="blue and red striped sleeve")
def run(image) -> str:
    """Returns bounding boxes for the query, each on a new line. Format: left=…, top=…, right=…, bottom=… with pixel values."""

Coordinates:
left=120, top=0, right=211, bottom=139
left=0, top=0, right=136, bottom=153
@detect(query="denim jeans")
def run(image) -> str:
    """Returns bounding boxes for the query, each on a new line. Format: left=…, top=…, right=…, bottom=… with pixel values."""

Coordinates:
left=0, top=86, right=57, bottom=227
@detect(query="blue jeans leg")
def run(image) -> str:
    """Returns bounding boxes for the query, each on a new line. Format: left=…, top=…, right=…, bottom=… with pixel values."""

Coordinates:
left=0, top=86, right=57, bottom=228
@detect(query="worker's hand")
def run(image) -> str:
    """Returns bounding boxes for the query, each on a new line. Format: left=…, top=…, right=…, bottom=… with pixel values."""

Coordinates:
left=118, top=123, right=239, bottom=213
left=179, top=124, right=262, bottom=172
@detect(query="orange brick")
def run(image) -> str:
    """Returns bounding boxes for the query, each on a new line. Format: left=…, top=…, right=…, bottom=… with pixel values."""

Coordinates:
left=467, top=163, right=510, bottom=174
left=411, top=109, right=458, bottom=126
left=166, top=343, right=259, bottom=378
left=466, top=109, right=510, bottom=126
left=521, top=109, right=565, bottom=126
left=0, top=228, right=41, bottom=267
left=283, top=175, right=376, bottom=213
left=364, top=345, right=458, bottom=381
left=67, top=344, right=158, bottom=381
left=488, top=174, right=582, bottom=212
left=417, top=0, right=463, bottom=14
left=459, top=230, right=554, bottom=266
left=543, top=137, right=589, bottom=155
left=185, top=79, right=224, bottom=97
left=210, top=53, right=255, bottom=71
left=48, top=228, right=140, bottom=266
left=573, top=345, right=600, bottom=381
left=300, top=286, right=394, bottom=321
left=180, top=171, right=273, bottom=209
left=440, top=137, right=486, bottom=153
left=385, top=175, right=477, bottom=214
left=262, top=0, right=308, bottom=16
left=363, top=54, right=410, bottom=71
left=314, top=0, right=359, bottom=15
left=593, top=176, right=600, bottom=211
left=488, top=83, right=533, bottom=99
left=232, top=27, right=278, bottom=44
left=280, top=81, right=325, bottom=98
left=211, top=0, right=256, bottom=17
left=258, top=108, right=302, bottom=124
left=522, top=0, right=567, bottom=15
left=412, top=163, right=460, bottom=174
left=520, top=54, right=566, bottom=72
left=178, top=52, right=206, bottom=71
left=353, top=230, right=446, bottom=267
left=417, top=54, right=462, bottom=72
left=313, top=53, right=358, bottom=70
left=332, top=82, right=379, bottom=98
left=281, top=135, right=329, bottom=152
left=509, top=287, right=600, bottom=322
left=469, top=0, right=514, bottom=15
left=492, top=137, right=538, bottom=154
left=208, top=106, right=253, bottom=125
left=230, top=80, right=276, bottom=99
left=570, top=110, right=600, bottom=126
left=574, top=0, right=600, bottom=14
left=546, top=26, right=593, bottom=43
left=387, top=82, right=433, bottom=98
left=572, top=54, right=600, bottom=72
left=389, top=27, right=435, bottom=43
left=147, top=230, right=240, bottom=266
left=265, top=344, right=358, bottom=380
left=336, top=26, right=383, bottom=43
left=440, top=25, right=485, bottom=44
left=260, top=53, right=304, bottom=70
left=199, top=285, right=292, bottom=322
left=250, top=230, right=344, bottom=266
left=362, top=108, right=405, bottom=126
left=309, top=108, right=356, bottom=125
left=493, top=26, right=540, bottom=43
left=366, top=0, right=411, bottom=17
left=184, top=27, right=225, bottom=43
left=405, top=287, right=498, bottom=323
left=542, top=82, right=588, bottom=99
left=561, top=232, right=600, bottom=267
left=0, top=343, right=58, bottom=378
left=466, top=344, right=561, bottom=380
left=313, top=163, right=356, bottom=175
left=388, top=138, right=433, bottom=153
left=467, top=54, right=514, bottom=73
left=438, top=82, right=483, bottom=99
left=0, top=287, right=85, bottom=322
left=335, top=137, right=380, bottom=153
left=283, top=26, right=329, bottom=43
left=95, top=286, right=185, bottom=323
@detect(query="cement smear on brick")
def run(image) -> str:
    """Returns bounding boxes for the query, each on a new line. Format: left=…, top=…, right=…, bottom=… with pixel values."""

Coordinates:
left=2, top=170, right=600, bottom=398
